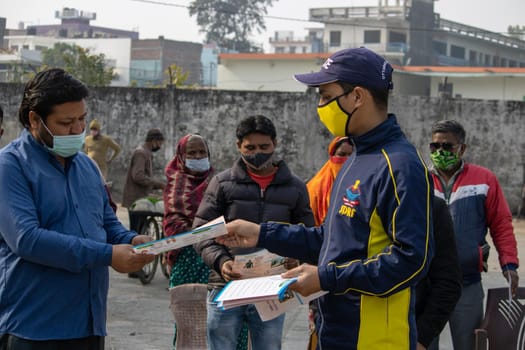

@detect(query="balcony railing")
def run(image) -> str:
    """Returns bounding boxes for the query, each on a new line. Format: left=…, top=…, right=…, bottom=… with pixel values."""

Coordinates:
left=436, top=18, right=525, bottom=50
left=310, top=4, right=408, bottom=22
left=436, top=54, right=467, bottom=66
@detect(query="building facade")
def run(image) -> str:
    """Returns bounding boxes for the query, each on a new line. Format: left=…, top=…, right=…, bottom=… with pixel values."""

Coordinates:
left=27, top=7, right=138, bottom=39
left=309, top=0, right=525, bottom=67
left=130, top=37, right=202, bottom=87
left=217, top=52, right=525, bottom=100
left=4, top=35, right=132, bottom=86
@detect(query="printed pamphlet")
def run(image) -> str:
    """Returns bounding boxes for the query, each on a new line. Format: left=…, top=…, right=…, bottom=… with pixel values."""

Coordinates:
left=214, top=274, right=327, bottom=320
left=133, top=216, right=226, bottom=255
left=231, top=249, right=287, bottom=278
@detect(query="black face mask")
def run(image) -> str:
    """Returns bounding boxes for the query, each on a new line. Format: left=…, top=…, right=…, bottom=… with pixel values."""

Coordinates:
left=151, top=146, right=161, bottom=152
left=241, top=152, right=274, bottom=170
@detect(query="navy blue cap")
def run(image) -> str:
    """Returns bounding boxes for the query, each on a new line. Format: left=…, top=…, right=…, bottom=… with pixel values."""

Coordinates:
left=294, top=47, right=394, bottom=91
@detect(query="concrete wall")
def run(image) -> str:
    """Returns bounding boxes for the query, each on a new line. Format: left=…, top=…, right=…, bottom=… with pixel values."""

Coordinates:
left=0, top=83, right=524, bottom=212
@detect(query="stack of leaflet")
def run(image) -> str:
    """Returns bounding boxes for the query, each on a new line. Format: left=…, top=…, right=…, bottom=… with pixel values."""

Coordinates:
left=214, top=275, right=327, bottom=321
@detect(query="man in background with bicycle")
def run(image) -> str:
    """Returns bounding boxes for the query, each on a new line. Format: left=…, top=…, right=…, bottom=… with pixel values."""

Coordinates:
left=122, top=128, right=166, bottom=233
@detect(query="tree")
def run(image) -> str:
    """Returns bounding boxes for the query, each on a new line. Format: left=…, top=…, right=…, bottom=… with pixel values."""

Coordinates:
left=189, top=0, right=273, bottom=52
left=40, top=43, right=116, bottom=86
left=7, top=61, right=37, bottom=83
left=164, top=64, right=190, bottom=88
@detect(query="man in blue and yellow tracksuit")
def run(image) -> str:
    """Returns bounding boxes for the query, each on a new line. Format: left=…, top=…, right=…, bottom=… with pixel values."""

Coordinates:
left=219, top=48, right=434, bottom=350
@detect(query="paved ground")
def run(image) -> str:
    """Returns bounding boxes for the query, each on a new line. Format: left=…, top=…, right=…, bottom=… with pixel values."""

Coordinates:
left=106, top=206, right=525, bottom=350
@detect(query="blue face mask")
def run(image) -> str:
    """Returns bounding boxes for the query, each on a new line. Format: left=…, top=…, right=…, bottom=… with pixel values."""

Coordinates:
left=185, top=157, right=210, bottom=172
left=41, top=119, right=85, bottom=158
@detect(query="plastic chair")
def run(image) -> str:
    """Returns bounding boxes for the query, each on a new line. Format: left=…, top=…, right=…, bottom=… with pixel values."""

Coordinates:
left=169, top=283, right=209, bottom=350
left=474, top=287, right=525, bottom=350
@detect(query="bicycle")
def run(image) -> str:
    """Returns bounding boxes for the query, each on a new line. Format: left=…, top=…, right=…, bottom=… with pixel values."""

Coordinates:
left=130, top=210, right=171, bottom=285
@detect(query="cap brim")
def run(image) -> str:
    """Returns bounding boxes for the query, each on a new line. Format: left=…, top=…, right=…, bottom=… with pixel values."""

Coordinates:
left=293, top=71, right=338, bottom=87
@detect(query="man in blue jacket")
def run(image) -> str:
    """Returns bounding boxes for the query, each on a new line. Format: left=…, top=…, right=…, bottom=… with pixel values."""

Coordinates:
left=218, top=48, right=434, bottom=350
left=0, top=68, right=154, bottom=350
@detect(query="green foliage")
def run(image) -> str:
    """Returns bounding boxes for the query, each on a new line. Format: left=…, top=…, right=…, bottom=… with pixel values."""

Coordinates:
left=189, top=0, right=273, bottom=52
left=164, top=64, right=190, bottom=88
left=7, top=62, right=37, bottom=83
left=40, top=43, right=116, bottom=86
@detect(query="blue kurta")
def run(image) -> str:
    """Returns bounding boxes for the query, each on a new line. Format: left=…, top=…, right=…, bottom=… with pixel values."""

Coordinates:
left=0, top=129, right=136, bottom=340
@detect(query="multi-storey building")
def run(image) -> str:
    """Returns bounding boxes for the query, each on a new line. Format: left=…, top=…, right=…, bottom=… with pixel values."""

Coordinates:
left=268, top=31, right=313, bottom=54
left=130, top=37, right=202, bottom=87
left=1, top=8, right=204, bottom=87
left=26, top=7, right=138, bottom=39
left=309, top=0, right=525, bottom=67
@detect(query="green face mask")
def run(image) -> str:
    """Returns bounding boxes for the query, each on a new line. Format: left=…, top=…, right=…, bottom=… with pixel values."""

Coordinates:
left=430, top=149, right=460, bottom=171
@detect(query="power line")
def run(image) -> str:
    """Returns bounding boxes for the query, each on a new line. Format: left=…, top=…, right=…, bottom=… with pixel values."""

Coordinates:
left=131, top=0, right=188, bottom=9
left=128, top=0, right=517, bottom=36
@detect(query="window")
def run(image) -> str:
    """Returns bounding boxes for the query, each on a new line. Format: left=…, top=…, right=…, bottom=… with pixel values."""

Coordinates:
left=432, top=41, right=447, bottom=55
left=500, top=58, right=507, bottom=67
left=329, top=31, right=341, bottom=47
left=450, top=45, right=465, bottom=59
left=364, top=30, right=381, bottom=44
left=388, top=31, right=406, bottom=44
left=302, top=47, right=307, bottom=53
left=469, top=50, right=477, bottom=65
left=289, top=46, right=296, bottom=54
left=509, top=60, right=517, bottom=67
left=275, top=47, right=284, bottom=53
left=485, top=54, right=491, bottom=66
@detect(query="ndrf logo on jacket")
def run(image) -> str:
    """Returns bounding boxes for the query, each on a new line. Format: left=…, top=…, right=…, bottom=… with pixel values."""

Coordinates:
left=339, top=180, right=361, bottom=218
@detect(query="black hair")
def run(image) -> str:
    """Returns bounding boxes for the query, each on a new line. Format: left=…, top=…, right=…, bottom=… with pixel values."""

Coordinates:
left=145, top=128, right=165, bottom=142
left=18, top=68, right=89, bottom=129
left=331, top=137, right=351, bottom=156
left=236, top=115, right=276, bottom=141
left=0, top=105, right=3, bottom=124
left=337, top=82, right=389, bottom=110
left=431, top=120, right=466, bottom=143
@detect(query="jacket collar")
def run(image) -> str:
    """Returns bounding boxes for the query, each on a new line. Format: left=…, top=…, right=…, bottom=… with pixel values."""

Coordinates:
left=349, top=114, right=404, bottom=154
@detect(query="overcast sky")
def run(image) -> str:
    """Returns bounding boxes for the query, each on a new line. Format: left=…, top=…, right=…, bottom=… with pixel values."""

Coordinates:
left=3, top=0, right=524, bottom=48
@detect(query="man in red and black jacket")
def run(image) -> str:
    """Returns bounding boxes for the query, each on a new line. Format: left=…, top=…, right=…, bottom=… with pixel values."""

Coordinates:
left=428, top=119, right=519, bottom=350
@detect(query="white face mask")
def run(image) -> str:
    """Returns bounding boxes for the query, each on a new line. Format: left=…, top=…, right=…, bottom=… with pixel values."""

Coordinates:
left=41, top=119, right=85, bottom=158
left=185, top=157, right=210, bottom=172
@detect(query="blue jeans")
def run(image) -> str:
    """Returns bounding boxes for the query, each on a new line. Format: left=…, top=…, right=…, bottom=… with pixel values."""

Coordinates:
left=431, top=281, right=484, bottom=350
left=207, top=289, right=285, bottom=350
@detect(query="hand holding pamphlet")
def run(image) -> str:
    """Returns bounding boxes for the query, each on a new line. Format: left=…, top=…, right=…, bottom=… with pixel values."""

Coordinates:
left=214, top=275, right=328, bottom=321
left=133, top=216, right=226, bottom=255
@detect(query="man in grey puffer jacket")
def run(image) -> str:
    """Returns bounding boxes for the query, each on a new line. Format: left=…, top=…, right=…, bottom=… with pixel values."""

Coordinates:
left=194, top=115, right=314, bottom=350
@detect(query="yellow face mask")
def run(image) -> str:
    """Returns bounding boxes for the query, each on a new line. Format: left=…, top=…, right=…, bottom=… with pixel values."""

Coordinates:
left=317, top=96, right=357, bottom=137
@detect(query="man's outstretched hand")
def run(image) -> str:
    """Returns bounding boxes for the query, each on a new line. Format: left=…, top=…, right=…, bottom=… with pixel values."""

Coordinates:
left=216, top=219, right=260, bottom=248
